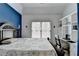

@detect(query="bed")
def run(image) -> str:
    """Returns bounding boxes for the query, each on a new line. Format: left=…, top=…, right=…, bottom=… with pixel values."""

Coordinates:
left=0, top=38, right=57, bottom=56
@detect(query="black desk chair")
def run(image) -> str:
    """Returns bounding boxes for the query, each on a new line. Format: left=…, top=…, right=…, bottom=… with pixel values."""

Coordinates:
left=47, top=37, right=65, bottom=56
left=54, top=36, right=65, bottom=56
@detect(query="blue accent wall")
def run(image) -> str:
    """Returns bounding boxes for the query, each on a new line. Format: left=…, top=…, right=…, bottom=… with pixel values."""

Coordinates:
left=0, top=3, right=21, bottom=28
left=0, top=3, right=21, bottom=37
left=77, top=3, right=79, bottom=56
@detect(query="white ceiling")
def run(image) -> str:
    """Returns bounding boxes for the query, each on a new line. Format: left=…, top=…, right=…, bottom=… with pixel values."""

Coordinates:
left=22, top=3, right=69, bottom=15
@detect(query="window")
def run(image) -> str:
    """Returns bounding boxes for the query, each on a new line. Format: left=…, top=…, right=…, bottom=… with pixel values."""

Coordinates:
left=32, top=22, right=51, bottom=38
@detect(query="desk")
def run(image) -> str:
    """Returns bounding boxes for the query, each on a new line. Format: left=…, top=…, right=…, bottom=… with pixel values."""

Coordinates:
left=60, top=39, right=77, bottom=56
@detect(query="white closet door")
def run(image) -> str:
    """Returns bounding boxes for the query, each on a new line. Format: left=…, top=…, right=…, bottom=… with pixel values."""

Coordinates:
left=32, top=22, right=41, bottom=30
left=42, top=22, right=51, bottom=38
left=42, top=30, right=50, bottom=38
left=32, top=30, right=41, bottom=38
left=32, top=22, right=41, bottom=38
left=32, top=22, right=51, bottom=38
left=42, top=22, right=50, bottom=30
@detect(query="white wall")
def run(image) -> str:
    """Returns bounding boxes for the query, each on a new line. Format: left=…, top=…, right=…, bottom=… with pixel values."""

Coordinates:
left=22, top=14, right=62, bottom=44
left=8, top=3, right=22, bottom=14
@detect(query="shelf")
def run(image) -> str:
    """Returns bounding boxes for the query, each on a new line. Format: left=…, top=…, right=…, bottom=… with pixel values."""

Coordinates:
left=72, top=21, right=77, bottom=24
left=72, top=30, right=77, bottom=31
left=62, top=25, right=71, bottom=27
left=60, top=38, right=76, bottom=43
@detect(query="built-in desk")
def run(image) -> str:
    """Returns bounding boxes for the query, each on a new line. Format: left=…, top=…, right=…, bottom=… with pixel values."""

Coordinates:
left=60, top=39, right=77, bottom=56
left=59, top=39, right=70, bottom=56
left=60, top=39, right=76, bottom=43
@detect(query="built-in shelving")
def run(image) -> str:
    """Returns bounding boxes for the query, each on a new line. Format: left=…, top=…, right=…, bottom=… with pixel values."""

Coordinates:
left=58, top=11, right=77, bottom=56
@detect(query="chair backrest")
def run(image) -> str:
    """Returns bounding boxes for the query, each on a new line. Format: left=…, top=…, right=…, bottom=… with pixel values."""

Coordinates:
left=47, top=37, right=65, bottom=56
left=55, top=35, right=61, bottom=48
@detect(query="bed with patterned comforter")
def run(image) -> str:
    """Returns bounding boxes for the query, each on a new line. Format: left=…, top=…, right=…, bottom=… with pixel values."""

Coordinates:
left=0, top=38, right=57, bottom=56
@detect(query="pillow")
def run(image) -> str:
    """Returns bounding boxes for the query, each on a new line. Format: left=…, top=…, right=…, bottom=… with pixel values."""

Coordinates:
left=0, top=38, right=11, bottom=45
